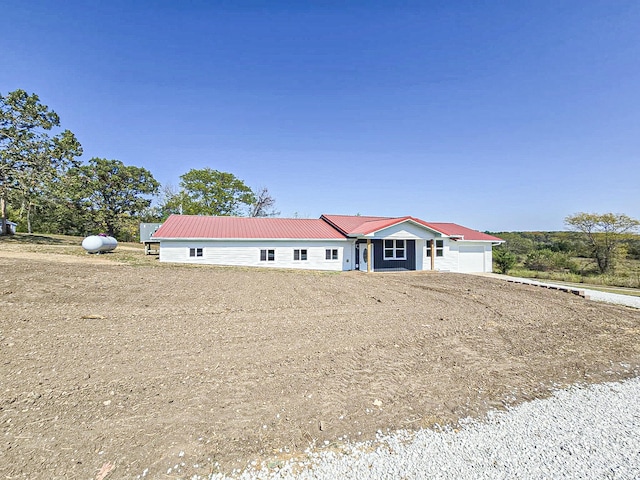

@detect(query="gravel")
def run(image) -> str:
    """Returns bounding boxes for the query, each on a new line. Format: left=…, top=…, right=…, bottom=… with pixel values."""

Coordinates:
left=204, top=377, right=640, bottom=480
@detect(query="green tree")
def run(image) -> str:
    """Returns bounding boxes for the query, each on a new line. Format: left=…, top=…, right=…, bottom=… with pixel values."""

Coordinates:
left=44, top=169, right=96, bottom=236
left=493, top=247, right=516, bottom=274
left=0, top=89, right=82, bottom=234
left=523, top=248, right=578, bottom=273
left=62, top=158, right=159, bottom=238
left=565, top=212, right=640, bottom=274
left=173, top=168, right=256, bottom=216
left=488, top=232, right=536, bottom=257
left=16, top=130, right=82, bottom=233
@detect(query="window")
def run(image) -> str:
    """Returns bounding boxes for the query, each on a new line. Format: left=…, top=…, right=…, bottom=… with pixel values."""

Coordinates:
left=325, top=249, right=338, bottom=260
left=426, top=240, right=444, bottom=257
left=260, top=249, right=275, bottom=261
left=189, top=247, right=203, bottom=257
left=383, top=239, right=406, bottom=260
left=294, top=249, right=307, bottom=261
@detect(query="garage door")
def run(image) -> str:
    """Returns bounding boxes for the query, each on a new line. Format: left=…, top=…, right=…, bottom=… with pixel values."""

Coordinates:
left=458, top=246, right=486, bottom=272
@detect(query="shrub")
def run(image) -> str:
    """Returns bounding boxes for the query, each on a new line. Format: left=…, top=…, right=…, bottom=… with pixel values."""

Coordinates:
left=494, top=248, right=517, bottom=274
left=524, top=249, right=578, bottom=273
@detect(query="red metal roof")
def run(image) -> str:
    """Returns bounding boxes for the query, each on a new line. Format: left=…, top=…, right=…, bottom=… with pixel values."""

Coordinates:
left=321, top=214, right=503, bottom=242
left=153, top=214, right=503, bottom=242
left=152, top=215, right=347, bottom=239
left=320, top=214, right=394, bottom=234
left=425, top=223, right=503, bottom=242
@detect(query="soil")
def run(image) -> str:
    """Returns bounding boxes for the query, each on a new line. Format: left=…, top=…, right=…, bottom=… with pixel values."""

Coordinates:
left=1, top=241, right=639, bottom=479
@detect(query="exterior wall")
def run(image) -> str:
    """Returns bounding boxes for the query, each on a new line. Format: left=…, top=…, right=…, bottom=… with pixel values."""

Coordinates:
left=371, top=239, right=416, bottom=271
left=432, top=241, right=493, bottom=273
left=140, top=223, right=163, bottom=242
left=156, top=232, right=495, bottom=273
left=485, top=246, right=493, bottom=273
left=158, top=239, right=354, bottom=271
left=433, top=239, right=459, bottom=271
left=415, top=239, right=425, bottom=270
left=416, top=239, right=493, bottom=273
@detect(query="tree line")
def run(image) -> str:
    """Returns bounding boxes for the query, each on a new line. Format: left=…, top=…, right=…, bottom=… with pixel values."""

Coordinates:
left=492, top=213, right=640, bottom=277
left=1, top=90, right=277, bottom=241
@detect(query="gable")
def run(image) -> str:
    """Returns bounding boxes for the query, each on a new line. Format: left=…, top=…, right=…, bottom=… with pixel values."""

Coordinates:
left=321, top=214, right=502, bottom=242
left=369, top=220, right=440, bottom=239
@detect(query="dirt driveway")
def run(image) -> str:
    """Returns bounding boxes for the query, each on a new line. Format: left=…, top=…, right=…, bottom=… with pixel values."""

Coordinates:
left=1, top=245, right=639, bottom=479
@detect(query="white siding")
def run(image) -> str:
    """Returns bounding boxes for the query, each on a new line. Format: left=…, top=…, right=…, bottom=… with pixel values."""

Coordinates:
left=434, top=239, right=458, bottom=272
left=485, top=246, right=494, bottom=273
left=159, top=239, right=354, bottom=271
left=371, top=222, right=435, bottom=240
left=415, top=239, right=425, bottom=270
left=417, top=238, right=456, bottom=271
left=417, top=240, right=493, bottom=273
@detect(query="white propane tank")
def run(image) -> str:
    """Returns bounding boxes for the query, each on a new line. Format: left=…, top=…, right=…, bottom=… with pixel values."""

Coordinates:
left=82, top=235, right=118, bottom=254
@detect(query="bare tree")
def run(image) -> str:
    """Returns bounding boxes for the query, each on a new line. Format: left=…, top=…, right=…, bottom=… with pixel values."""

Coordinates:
left=249, top=187, right=279, bottom=217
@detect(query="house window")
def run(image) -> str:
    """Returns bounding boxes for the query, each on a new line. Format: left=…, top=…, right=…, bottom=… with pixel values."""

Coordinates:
left=383, top=239, right=406, bottom=260
left=325, top=249, right=338, bottom=260
left=189, top=247, right=203, bottom=257
left=294, top=249, right=307, bottom=261
left=260, top=249, right=275, bottom=261
left=426, top=240, right=444, bottom=257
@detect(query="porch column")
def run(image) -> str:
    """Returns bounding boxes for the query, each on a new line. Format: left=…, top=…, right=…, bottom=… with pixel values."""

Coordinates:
left=430, top=239, right=435, bottom=270
left=367, top=238, right=372, bottom=273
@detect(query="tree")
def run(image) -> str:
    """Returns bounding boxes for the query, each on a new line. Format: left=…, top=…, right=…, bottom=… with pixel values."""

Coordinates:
left=565, top=212, right=640, bottom=274
left=0, top=89, right=82, bottom=234
left=249, top=187, right=279, bottom=217
left=493, top=248, right=516, bottom=274
left=176, top=168, right=256, bottom=216
left=523, top=248, right=577, bottom=273
left=17, top=130, right=82, bottom=233
left=62, top=158, right=159, bottom=238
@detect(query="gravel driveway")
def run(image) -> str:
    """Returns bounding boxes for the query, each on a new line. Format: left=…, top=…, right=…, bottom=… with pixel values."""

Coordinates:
left=221, top=377, right=640, bottom=479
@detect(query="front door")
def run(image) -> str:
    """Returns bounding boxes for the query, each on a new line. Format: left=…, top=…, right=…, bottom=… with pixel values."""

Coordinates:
left=359, top=243, right=370, bottom=272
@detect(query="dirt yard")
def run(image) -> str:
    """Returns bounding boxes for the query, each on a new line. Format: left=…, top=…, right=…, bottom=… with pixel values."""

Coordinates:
left=1, top=239, right=639, bottom=479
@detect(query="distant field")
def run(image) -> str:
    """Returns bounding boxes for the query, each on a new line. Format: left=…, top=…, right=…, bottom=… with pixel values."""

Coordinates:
left=508, top=258, right=640, bottom=291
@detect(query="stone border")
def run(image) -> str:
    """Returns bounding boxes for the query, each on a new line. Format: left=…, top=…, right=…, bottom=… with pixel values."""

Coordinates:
left=504, top=278, right=590, bottom=300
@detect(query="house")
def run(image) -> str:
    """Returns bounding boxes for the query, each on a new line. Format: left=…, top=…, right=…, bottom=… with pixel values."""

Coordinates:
left=151, top=214, right=503, bottom=273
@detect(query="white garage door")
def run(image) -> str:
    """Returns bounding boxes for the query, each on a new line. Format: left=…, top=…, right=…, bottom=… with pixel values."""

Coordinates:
left=458, top=245, right=486, bottom=272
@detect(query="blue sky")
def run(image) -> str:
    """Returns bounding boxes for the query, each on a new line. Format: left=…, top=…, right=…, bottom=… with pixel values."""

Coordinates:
left=2, top=1, right=638, bottom=231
